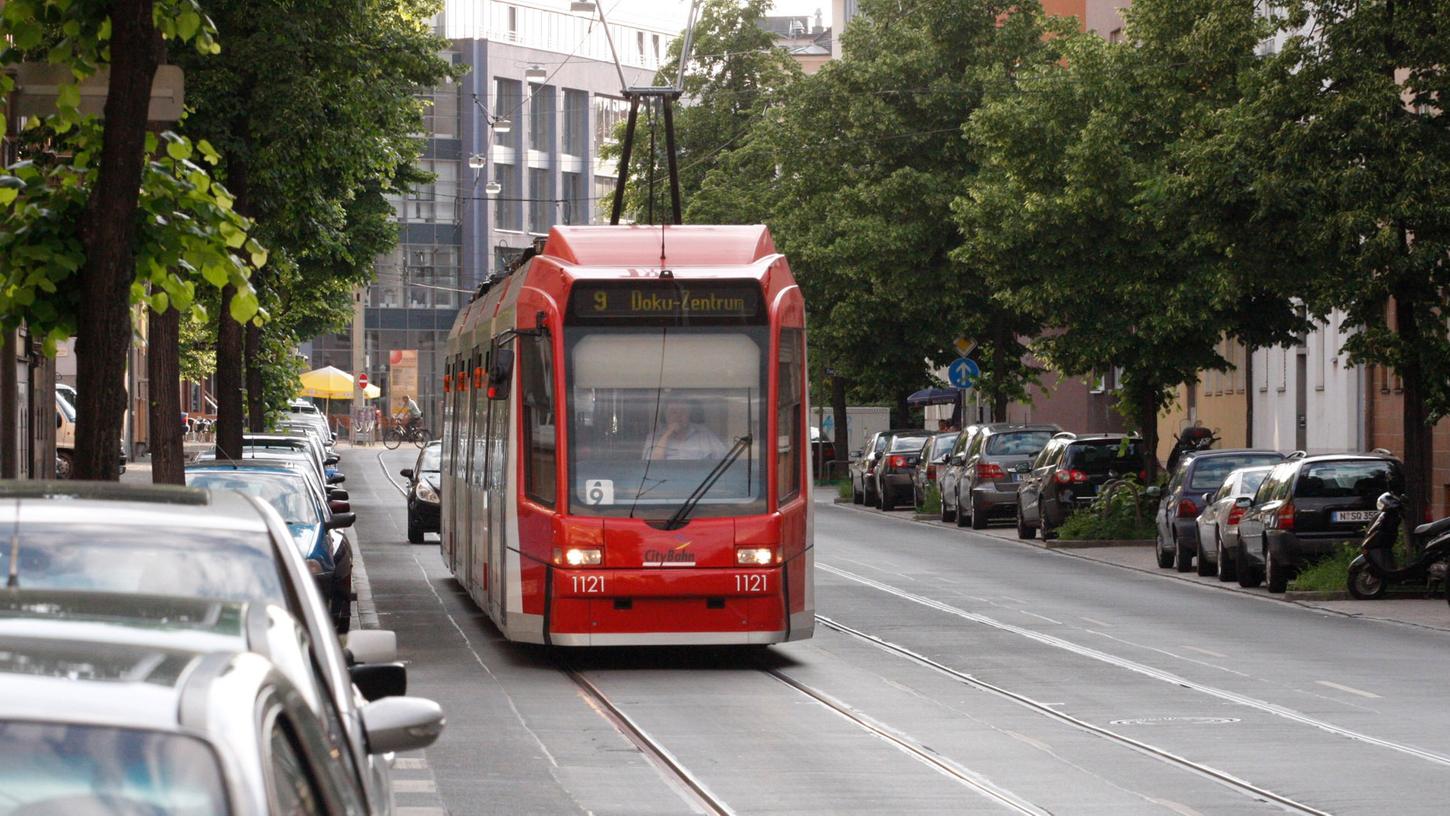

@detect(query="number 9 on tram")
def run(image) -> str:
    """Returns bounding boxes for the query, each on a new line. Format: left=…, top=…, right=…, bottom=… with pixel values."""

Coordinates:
left=439, top=225, right=814, bottom=646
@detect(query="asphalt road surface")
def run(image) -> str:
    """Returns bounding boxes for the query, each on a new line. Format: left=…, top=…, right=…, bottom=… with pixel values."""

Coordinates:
left=354, top=446, right=1450, bottom=815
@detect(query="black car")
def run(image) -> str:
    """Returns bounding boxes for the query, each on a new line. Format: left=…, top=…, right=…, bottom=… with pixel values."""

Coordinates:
left=1017, top=433, right=1146, bottom=539
left=1152, top=449, right=1286, bottom=574
left=873, top=429, right=935, bottom=511
left=402, top=441, right=442, bottom=544
left=1235, top=452, right=1403, bottom=593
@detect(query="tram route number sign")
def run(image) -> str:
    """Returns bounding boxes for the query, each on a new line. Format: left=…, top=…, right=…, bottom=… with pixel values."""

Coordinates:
left=572, top=282, right=760, bottom=320
left=584, top=479, right=615, bottom=506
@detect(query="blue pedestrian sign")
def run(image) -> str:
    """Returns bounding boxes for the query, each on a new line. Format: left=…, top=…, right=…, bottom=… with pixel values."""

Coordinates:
left=948, top=357, right=980, bottom=389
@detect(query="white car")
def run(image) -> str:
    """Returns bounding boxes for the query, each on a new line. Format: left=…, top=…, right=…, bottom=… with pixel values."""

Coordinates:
left=1194, top=465, right=1276, bottom=582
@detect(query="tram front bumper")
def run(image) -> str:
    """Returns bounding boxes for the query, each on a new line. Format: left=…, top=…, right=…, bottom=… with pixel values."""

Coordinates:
left=547, top=565, right=791, bottom=646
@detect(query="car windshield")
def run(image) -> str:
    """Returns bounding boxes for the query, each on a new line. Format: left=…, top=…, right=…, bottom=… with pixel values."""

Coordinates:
left=0, top=524, right=284, bottom=606
left=0, top=722, right=228, bottom=816
left=566, top=327, right=767, bottom=517
left=1189, top=454, right=1284, bottom=490
left=420, top=445, right=441, bottom=472
left=184, top=471, right=320, bottom=527
left=1065, top=440, right=1143, bottom=473
left=930, top=434, right=958, bottom=457
left=1295, top=461, right=1401, bottom=499
left=890, top=435, right=931, bottom=452
left=986, top=430, right=1054, bottom=456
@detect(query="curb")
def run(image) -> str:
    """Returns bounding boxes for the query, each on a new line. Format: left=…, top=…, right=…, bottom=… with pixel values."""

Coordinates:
left=1046, top=538, right=1153, bottom=550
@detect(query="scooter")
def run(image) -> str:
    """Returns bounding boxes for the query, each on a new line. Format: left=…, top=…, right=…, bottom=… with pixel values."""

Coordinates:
left=1165, top=426, right=1219, bottom=475
left=1346, top=492, right=1450, bottom=600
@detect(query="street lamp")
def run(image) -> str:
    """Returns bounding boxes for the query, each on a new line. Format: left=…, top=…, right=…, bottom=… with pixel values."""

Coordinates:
left=492, top=116, right=511, bottom=134
left=467, top=153, right=486, bottom=171
left=525, top=65, right=547, bottom=82
left=484, top=181, right=502, bottom=199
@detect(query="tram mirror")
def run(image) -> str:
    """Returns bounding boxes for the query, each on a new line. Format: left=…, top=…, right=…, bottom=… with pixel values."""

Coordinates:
left=488, top=348, right=515, bottom=401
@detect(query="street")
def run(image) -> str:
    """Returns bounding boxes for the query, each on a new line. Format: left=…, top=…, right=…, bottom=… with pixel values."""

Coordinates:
left=355, top=446, right=1450, bottom=815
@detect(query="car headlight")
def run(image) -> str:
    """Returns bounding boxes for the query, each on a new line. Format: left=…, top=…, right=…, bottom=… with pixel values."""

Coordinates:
left=416, top=480, right=440, bottom=504
left=736, top=547, right=776, bottom=566
left=553, top=547, right=602, bottom=566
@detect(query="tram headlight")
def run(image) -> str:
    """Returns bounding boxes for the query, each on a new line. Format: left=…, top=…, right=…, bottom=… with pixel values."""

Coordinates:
left=555, top=547, right=602, bottom=567
left=736, top=547, right=776, bottom=566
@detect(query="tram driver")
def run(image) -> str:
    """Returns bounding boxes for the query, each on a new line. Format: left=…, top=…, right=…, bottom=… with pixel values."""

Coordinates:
left=642, top=395, right=728, bottom=461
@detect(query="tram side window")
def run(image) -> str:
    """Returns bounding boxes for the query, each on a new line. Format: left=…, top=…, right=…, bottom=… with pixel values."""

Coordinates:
left=521, top=334, right=556, bottom=505
left=777, top=328, right=803, bottom=503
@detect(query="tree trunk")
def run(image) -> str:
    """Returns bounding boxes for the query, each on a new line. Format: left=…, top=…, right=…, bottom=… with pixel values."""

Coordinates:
left=147, top=304, right=184, bottom=484
left=1394, top=285, right=1431, bottom=548
left=831, top=373, right=848, bottom=479
left=990, top=321, right=1009, bottom=422
left=1244, top=347, right=1254, bottom=448
left=73, top=0, right=160, bottom=481
left=1139, top=381, right=1161, bottom=482
left=215, top=285, right=246, bottom=459
left=245, top=320, right=265, bottom=431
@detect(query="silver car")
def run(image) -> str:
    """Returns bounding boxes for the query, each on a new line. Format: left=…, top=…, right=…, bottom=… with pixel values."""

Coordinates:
left=0, top=622, right=442, bottom=815
left=0, top=481, right=414, bottom=814
left=952, top=423, right=1059, bottom=530
left=1194, top=465, right=1277, bottom=583
left=938, top=424, right=986, bottom=523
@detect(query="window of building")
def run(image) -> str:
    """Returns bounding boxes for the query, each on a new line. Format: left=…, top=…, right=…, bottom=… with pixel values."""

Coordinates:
left=529, top=167, right=553, bottom=234
left=593, top=175, right=617, bottom=224
left=529, top=84, right=555, bottom=153
left=521, top=334, right=556, bottom=505
left=423, top=82, right=459, bottom=139
left=636, top=31, right=645, bottom=62
left=593, top=95, right=629, bottom=150
left=562, top=172, right=586, bottom=225
left=495, top=78, right=523, bottom=149
left=494, top=163, right=521, bottom=230
left=507, top=5, right=517, bottom=40
left=405, top=159, right=457, bottom=223
left=562, top=89, right=587, bottom=156
left=777, top=328, right=803, bottom=502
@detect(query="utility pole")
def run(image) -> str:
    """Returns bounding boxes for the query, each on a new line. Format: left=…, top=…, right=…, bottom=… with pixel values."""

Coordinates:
left=351, top=286, right=366, bottom=443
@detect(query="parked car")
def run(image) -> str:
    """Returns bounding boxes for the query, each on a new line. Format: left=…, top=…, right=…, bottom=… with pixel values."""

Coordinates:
left=1236, top=452, right=1404, bottom=592
left=911, top=431, right=959, bottom=510
left=1194, top=464, right=1277, bottom=582
left=403, top=441, right=443, bottom=543
left=937, top=424, right=985, bottom=523
left=950, top=423, right=1059, bottom=530
left=850, top=431, right=889, bottom=505
left=0, top=621, right=442, bottom=816
left=1017, top=433, right=1146, bottom=539
left=0, top=480, right=421, bottom=813
left=1153, top=449, right=1286, bottom=573
left=872, top=429, right=935, bottom=510
left=810, top=426, right=837, bottom=476
left=187, top=463, right=356, bottom=632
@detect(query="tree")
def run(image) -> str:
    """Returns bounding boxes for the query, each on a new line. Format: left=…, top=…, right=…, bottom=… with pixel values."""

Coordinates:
left=0, top=1, right=263, bottom=480
left=173, top=0, right=456, bottom=454
left=1216, top=0, right=1450, bottom=530
left=958, top=0, right=1306, bottom=474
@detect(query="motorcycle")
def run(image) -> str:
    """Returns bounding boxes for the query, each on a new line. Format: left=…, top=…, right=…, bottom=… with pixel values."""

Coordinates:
left=1165, top=426, right=1220, bottom=476
left=1346, top=492, right=1450, bottom=600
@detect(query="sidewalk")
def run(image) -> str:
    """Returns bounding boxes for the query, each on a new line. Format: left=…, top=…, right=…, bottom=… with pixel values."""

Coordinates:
left=833, top=497, right=1450, bottom=634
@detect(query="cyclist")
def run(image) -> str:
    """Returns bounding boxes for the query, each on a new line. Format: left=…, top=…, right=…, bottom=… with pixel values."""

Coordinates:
left=401, top=394, right=423, bottom=431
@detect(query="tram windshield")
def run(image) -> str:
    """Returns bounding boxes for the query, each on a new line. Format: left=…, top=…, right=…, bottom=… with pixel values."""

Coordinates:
left=567, top=327, right=768, bottom=518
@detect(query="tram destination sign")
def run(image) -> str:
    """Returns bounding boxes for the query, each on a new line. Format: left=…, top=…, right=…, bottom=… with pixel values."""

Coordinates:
left=570, top=282, right=762, bottom=324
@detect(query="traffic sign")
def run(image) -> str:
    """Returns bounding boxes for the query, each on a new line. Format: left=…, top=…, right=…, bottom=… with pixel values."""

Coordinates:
left=948, top=357, right=980, bottom=388
left=357, top=372, right=369, bottom=388
left=953, top=336, right=977, bottom=358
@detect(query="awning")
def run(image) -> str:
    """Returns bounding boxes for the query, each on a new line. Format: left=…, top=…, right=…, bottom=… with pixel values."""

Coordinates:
left=906, top=387, right=962, bottom=407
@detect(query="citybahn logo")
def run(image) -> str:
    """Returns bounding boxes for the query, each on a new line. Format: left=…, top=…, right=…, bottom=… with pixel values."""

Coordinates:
left=644, top=540, right=695, bottom=567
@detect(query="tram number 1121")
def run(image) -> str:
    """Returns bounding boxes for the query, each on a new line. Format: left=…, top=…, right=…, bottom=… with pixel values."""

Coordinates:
left=572, top=575, right=605, bottom=594
left=736, top=574, right=768, bottom=593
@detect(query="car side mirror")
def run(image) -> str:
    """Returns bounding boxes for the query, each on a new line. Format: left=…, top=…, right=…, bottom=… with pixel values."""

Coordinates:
left=362, top=696, right=445, bottom=754
left=325, top=454, right=340, bottom=466
left=951, top=454, right=964, bottom=465
left=328, top=473, right=346, bottom=485
left=1145, top=486, right=1161, bottom=499
left=56, top=413, right=63, bottom=429
left=1234, top=496, right=1252, bottom=508
left=400, top=468, right=414, bottom=479
left=488, top=348, right=514, bottom=401
left=345, top=630, right=398, bottom=663
left=329, top=499, right=352, bottom=514
left=328, top=488, right=349, bottom=501
left=350, top=662, right=408, bottom=702
left=326, top=512, right=355, bottom=530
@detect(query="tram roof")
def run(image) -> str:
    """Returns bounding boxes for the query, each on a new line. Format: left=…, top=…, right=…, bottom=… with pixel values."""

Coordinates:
left=540, top=225, right=779, bottom=275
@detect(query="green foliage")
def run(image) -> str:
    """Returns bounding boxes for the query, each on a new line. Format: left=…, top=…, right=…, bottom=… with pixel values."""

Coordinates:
left=1287, top=543, right=1361, bottom=593
left=920, top=484, right=941, bottom=516
left=0, top=2, right=262, bottom=352
left=836, top=478, right=853, bottom=500
left=1057, top=478, right=1156, bottom=540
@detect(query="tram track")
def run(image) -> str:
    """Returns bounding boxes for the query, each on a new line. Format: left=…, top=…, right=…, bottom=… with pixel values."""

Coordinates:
left=813, top=614, right=1333, bottom=816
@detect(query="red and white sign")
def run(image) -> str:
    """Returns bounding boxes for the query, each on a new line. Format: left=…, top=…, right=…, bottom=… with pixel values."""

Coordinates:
left=357, top=372, right=369, bottom=388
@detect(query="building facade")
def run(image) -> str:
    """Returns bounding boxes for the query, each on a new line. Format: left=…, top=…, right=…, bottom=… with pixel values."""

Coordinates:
left=307, top=2, right=673, bottom=429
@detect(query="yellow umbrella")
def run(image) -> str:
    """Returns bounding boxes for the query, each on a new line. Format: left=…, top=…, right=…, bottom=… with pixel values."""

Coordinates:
left=363, top=383, right=381, bottom=399
left=298, top=365, right=356, bottom=399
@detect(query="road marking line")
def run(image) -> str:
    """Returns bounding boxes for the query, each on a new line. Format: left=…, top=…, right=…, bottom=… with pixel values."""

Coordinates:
left=391, top=779, right=437, bottom=794
left=392, top=757, right=428, bottom=771
left=1180, top=645, right=1228, bottom=659
left=394, top=808, right=446, bottom=816
left=1018, top=610, right=1062, bottom=625
left=1079, top=616, right=1112, bottom=628
left=1146, top=797, right=1205, bottom=816
left=820, top=563, right=1450, bottom=768
left=999, top=595, right=1029, bottom=605
left=1316, top=680, right=1381, bottom=699
left=1004, top=730, right=1054, bottom=753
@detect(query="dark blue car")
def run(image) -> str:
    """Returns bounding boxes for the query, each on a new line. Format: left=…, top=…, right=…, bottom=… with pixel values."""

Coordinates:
left=185, top=464, right=355, bottom=632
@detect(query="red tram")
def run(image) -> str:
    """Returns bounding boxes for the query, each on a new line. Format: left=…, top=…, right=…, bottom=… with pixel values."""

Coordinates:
left=440, top=225, right=814, bottom=646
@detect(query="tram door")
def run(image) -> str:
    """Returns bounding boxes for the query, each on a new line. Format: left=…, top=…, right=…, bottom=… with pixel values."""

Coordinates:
left=460, top=347, right=482, bottom=592
left=485, top=334, right=511, bottom=624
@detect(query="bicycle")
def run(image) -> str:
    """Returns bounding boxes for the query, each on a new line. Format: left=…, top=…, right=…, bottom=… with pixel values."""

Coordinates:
left=384, top=419, right=431, bottom=450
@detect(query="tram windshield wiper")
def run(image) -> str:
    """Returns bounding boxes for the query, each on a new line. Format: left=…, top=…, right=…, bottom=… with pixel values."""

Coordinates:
left=662, top=435, right=752, bottom=531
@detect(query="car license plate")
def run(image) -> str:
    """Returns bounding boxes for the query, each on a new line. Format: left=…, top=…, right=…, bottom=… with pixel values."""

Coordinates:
left=1332, top=510, right=1378, bottom=523
left=1011, top=473, right=1022, bottom=482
